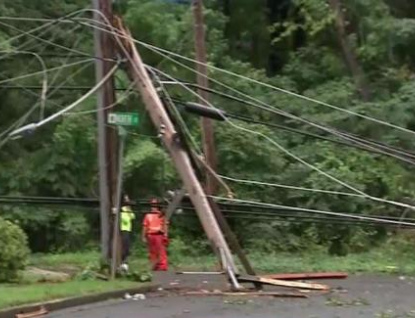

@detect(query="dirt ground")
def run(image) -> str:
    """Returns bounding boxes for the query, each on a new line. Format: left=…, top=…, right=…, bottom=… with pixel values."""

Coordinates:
left=47, top=272, right=415, bottom=318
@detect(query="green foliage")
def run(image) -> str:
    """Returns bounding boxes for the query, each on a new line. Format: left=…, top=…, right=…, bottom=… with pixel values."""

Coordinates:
left=2, top=0, right=415, bottom=256
left=127, top=270, right=152, bottom=282
left=0, top=217, right=30, bottom=282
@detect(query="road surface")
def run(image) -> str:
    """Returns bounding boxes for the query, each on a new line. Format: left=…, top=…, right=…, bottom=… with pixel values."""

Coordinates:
left=46, top=273, right=415, bottom=318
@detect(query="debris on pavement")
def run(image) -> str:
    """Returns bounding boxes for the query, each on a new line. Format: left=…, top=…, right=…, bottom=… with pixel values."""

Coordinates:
left=124, top=293, right=146, bottom=300
left=176, top=271, right=225, bottom=275
left=262, top=272, right=348, bottom=281
left=238, top=275, right=329, bottom=290
left=184, top=290, right=308, bottom=298
left=15, top=306, right=48, bottom=318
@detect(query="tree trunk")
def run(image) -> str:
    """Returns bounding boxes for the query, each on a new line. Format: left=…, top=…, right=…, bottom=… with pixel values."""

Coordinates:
left=328, top=0, right=371, bottom=102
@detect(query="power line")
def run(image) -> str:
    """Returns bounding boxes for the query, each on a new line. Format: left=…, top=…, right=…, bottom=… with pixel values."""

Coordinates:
left=148, top=66, right=415, bottom=213
left=26, top=13, right=415, bottom=140
left=39, top=14, right=415, bottom=213
left=3, top=80, right=415, bottom=163
left=30, top=14, right=415, bottom=161
left=144, top=48, right=415, bottom=165
left=135, top=41, right=415, bottom=137
left=212, top=196, right=415, bottom=228
left=171, top=97, right=415, bottom=164
left=0, top=61, right=94, bottom=147
left=0, top=58, right=94, bottom=85
left=121, top=36, right=415, bottom=162
left=5, top=14, right=415, bottom=215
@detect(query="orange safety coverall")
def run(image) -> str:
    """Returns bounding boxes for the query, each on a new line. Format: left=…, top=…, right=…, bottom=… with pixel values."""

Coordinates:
left=142, top=208, right=168, bottom=271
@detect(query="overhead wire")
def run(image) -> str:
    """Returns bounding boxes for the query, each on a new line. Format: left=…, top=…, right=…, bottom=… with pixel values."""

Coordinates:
left=0, top=60, right=94, bottom=147
left=148, top=66, right=415, bottom=212
left=6, top=12, right=415, bottom=215
left=65, top=79, right=137, bottom=116
left=212, top=196, right=415, bottom=228
left=0, top=58, right=94, bottom=85
left=3, top=79, right=415, bottom=162
left=114, top=38, right=415, bottom=165
left=0, top=19, right=104, bottom=61
left=134, top=41, right=415, bottom=137
left=170, top=96, right=415, bottom=165
left=27, top=14, right=415, bottom=138
left=137, top=44, right=415, bottom=167
left=48, top=11, right=415, bottom=213
left=23, top=62, right=119, bottom=129
left=0, top=9, right=100, bottom=56
left=0, top=50, right=48, bottom=120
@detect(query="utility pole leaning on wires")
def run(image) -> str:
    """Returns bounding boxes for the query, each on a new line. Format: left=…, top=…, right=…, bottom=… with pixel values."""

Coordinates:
left=191, top=0, right=259, bottom=287
left=113, top=18, right=241, bottom=289
left=92, top=0, right=118, bottom=263
left=192, top=0, right=218, bottom=195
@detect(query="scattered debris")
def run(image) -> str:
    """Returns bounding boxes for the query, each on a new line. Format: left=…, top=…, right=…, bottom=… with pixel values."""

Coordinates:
left=184, top=290, right=307, bottom=298
left=326, top=296, right=370, bottom=307
left=176, top=271, right=224, bottom=275
left=223, top=299, right=253, bottom=305
left=124, top=293, right=146, bottom=300
left=262, top=272, right=348, bottom=281
left=124, top=293, right=132, bottom=300
left=15, top=306, right=48, bottom=318
left=133, top=294, right=146, bottom=300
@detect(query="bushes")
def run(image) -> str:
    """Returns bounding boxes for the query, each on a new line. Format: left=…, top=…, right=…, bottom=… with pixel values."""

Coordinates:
left=0, top=217, right=29, bottom=282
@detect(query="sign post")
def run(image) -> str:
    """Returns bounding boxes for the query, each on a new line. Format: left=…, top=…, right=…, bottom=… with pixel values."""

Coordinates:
left=107, top=112, right=139, bottom=278
left=108, top=112, right=139, bottom=127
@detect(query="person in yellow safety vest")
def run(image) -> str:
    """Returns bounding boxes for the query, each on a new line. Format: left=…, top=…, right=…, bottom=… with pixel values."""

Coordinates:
left=120, top=194, right=135, bottom=271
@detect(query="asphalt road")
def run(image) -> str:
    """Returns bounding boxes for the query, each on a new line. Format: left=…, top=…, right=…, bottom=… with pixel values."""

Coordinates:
left=46, top=273, right=415, bottom=318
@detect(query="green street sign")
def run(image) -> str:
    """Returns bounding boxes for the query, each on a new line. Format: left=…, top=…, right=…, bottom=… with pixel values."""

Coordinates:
left=108, top=112, right=139, bottom=127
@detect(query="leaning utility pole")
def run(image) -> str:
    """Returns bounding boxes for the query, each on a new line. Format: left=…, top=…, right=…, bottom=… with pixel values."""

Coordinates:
left=92, top=0, right=118, bottom=261
left=114, top=19, right=240, bottom=289
left=192, top=0, right=218, bottom=195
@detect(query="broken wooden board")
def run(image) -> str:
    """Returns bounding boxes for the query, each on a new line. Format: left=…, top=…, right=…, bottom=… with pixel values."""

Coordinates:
left=15, top=306, right=48, bottom=318
left=184, top=291, right=307, bottom=298
left=262, top=272, right=348, bottom=281
left=238, top=275, right=329, bottom=291
left=176, top=271, right=225, bottom=275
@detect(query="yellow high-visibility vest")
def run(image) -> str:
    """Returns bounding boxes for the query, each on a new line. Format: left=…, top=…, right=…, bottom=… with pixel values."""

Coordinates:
left=120, top=206, right=135, bottom=232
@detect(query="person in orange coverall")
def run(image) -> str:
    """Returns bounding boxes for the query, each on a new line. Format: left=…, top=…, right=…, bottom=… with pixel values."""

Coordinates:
left=142, top=198, right=169, bottom=271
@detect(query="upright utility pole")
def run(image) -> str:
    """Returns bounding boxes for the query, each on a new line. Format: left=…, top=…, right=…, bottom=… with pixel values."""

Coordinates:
left=328, top=0, right=371, bottom=101
left=192, top=0, right=217, bottom=195
left=92, top=0, right=118, bottom=260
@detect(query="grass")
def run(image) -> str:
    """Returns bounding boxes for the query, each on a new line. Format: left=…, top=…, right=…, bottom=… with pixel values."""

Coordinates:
left=28, top=241, right=415, bottom=276
left=30, top=251, right=100, bottom=272
left=0, top=280, right=146, bottom=309
left=247, top=247, right=415, bottom=275
left=3, top=240, right=413, bottom=310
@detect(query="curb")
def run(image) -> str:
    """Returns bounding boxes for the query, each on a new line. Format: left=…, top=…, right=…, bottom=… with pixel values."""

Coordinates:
left=0, top=284, right=158, bottom=318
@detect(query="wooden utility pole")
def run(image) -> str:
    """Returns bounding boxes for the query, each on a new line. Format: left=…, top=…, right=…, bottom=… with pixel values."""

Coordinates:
left=191, top=0, right=259, bottom=287
left=92, top=0, right=118, bottom=261
left=329, top=0, right=371, bottom=101
left=192, top=0, right=218, bottom=195
left=114, top=20, right=240, bottom=288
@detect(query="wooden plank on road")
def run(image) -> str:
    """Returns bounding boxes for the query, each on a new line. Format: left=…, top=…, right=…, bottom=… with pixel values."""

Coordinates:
left=238, top=275, right=329, bottom=291
left=262, top=272, right=348, bottom=281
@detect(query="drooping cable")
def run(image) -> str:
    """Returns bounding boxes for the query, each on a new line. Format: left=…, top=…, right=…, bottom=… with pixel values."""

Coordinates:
left=212, top=196, right=415, bottom=228
left=148, top=66, right=415, bottom=212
